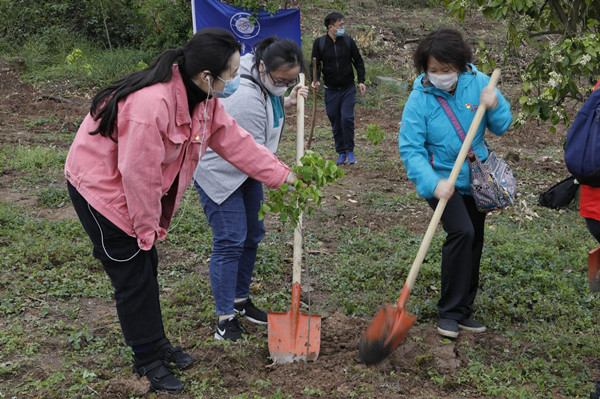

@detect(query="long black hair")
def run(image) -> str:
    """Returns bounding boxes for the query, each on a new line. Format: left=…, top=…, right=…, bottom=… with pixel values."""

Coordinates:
left=89, top=27, right=241, bottom=141
left=413, top=28, right=472, bottom=74
left=251, top=36, right=304, bottom=75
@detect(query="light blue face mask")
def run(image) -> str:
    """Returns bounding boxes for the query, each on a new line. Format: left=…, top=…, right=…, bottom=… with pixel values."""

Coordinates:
left=210, top=74, right=240, bottom=98
left=335, top=28, right=345, bottom=37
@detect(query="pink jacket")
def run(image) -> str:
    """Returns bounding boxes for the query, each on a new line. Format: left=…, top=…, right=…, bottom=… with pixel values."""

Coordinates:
left=65, top=65, right=290, bottom=250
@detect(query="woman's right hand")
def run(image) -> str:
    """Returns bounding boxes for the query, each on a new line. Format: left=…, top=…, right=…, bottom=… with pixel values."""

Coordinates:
left=434, top=179, right=455, bottom=201
left=480, top=87, right=499, bottom=109
left=285, top=171, right=297, bottom=185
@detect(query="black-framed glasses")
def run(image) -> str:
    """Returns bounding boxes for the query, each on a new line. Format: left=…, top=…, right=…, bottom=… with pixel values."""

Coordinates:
left=266, top=69, right=300, bottom=88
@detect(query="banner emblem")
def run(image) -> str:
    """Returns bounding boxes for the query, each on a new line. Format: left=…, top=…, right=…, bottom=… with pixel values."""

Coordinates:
left=230, top=13, right=260, bottom=40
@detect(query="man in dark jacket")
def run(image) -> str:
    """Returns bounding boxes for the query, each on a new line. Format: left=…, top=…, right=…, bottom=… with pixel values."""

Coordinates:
left=311, top=12, right=366, bottom=165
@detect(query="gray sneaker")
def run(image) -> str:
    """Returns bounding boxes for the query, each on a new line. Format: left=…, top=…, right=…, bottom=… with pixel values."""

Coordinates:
left=458, top=318, right=486, bottom=333
left=437, top=318, right=459, bottom=338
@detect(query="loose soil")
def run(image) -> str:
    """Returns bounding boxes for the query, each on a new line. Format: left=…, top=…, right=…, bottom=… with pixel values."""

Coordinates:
left=0, top=5, right=584, bottom=398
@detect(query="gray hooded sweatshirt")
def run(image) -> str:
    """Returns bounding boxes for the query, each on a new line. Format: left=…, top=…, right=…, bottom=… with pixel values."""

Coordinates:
left=193, top=53, right=285, bottom=204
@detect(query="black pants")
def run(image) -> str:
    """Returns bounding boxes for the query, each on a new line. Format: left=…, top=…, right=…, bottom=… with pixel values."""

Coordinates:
left=427, top=191, right=486, bottom=321
left=68, top=182, right=165, bottom=347
left=325, top=85, right=356, bottom=155
left=586, top=217, right=600, bottom=244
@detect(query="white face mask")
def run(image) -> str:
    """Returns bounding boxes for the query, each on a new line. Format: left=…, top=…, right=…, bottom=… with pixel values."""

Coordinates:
left=262, top=75, right=288, bottom=97
left=428, top=72, right=458, bottom=91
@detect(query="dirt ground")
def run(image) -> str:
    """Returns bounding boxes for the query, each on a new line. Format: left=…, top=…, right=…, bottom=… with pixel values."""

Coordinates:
left=0, top=13, right=575, bottom=397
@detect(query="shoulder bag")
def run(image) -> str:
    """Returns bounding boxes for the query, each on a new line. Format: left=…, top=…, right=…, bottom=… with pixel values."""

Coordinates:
left=435, top=95, right=516, bottom=212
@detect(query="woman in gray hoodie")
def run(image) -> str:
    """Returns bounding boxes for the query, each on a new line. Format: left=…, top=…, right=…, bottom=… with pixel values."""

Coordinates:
left=193, top=36, right=307, bottom=341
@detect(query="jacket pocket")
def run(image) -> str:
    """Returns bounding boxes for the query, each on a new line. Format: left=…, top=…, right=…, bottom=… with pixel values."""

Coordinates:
left=163, top=131, right=188, bottom=164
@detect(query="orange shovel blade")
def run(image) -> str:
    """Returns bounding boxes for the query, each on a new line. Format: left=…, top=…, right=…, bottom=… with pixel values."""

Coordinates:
left=589, top=246, right=600, bottom=292
left=267, top=284, right=321, bottom=364
left=358, top=304, right=416, bottom=365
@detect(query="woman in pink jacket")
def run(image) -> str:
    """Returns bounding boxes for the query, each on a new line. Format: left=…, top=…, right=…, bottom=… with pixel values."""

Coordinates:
left=65, top=28, right=294, bottom=394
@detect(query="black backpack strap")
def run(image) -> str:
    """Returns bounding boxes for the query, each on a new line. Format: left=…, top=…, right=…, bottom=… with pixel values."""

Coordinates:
left=319, top=34, right=350, bottom=54
left=319, top=35, right=326, bottom=55
left=240, top=73, right=286, bottom=143
left=241, top=74, right=267, bottom=98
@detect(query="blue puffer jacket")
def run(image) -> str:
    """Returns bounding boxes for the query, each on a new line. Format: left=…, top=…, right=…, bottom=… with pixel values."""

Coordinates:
left=398, top=64, right=512, bottom=199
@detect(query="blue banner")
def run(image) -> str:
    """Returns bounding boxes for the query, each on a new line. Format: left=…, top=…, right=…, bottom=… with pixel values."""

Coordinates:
left=192, top=0, right=301, bottom=55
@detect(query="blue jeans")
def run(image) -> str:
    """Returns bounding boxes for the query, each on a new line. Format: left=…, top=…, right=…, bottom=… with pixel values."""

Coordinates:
left=325, top=85, right=356, bottom=154
left=194, top=178, right=266, bottom=316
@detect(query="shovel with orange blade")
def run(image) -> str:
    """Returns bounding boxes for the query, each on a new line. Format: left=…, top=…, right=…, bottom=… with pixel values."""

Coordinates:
left=589, top=246, right=600, bottom=292
left=358, top=69, right=502, bottom=365
left=268, top=73, right=321, bottom=364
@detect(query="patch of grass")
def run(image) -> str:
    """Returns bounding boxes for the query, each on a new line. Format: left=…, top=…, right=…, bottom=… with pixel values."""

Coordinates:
left=0, top=145, right=66, bottom=173
left=36, top=183, right=70, bottom=208
left=1, top=1, right=599, bottom=397
left=363, top=190, right=422, bottom=211
left=16, top=36, right=154, bottom=93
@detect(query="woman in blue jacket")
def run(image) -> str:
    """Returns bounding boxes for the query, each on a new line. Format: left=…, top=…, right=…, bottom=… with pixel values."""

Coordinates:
left=398, top=28, right=512, bottom=338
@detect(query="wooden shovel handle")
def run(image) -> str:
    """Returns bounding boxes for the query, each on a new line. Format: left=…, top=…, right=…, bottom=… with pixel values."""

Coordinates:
left=307, top=58, right=318, bottom=150
left=292, top=73, right=305, bottom=285
left=400, top=69, right=501, bottom=302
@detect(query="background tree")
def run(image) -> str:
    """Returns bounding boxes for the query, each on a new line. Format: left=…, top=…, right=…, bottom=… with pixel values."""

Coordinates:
left=439, top=0, right=600, bottom=132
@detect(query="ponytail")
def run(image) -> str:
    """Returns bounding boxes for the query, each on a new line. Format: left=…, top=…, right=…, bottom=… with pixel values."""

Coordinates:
left=89, top=28, right=241, bottom=141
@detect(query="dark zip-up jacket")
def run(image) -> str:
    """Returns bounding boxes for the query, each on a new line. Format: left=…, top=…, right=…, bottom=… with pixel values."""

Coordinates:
left=311, top=34, right=365, bottom=90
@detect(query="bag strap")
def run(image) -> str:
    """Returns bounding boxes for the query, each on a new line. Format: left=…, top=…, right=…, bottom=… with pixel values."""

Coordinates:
left=240, top=73, right=286, bottom=142
left=435, top=95, right=473, bottom=153
left=241, top=74, right=268, bottom=99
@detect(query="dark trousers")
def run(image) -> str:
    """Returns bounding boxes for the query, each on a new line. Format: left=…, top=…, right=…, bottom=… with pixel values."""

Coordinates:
left=586, top=217, right=600, bottom=244
left=67, top=182, right=165, bottom=347
left=325, top=85, right=356, bottom=155
left=427, top=191, right=487, bottom=321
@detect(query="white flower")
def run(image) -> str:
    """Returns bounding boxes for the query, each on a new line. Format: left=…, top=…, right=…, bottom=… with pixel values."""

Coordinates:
left=548, top=71, right=561, bottom=88
left=581, top=54, right=591, bottom=66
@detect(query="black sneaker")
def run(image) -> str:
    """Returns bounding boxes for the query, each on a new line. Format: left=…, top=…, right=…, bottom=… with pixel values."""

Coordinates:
left=458, top=318, right=486, bottom=333
left=234, top=298, right=268, bottom=325
left=154, top=338, right=194, bottom=370
left=437, top=318, right=459, bottom=338
left=133, top=359, right=184, bottom=394
left=215, top=317, right=247, bottom=341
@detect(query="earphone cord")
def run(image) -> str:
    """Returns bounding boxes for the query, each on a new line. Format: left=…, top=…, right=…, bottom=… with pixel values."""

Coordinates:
left=166, top=192, right=189, bottom=234
left=88, top=203, right=141, bottom=262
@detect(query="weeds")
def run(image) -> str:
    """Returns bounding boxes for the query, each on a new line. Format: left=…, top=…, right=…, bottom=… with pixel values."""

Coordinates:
left=1, top=1, right=599, bottom=398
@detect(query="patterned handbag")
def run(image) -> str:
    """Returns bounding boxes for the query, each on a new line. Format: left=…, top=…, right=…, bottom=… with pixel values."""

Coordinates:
left=436, top=96, right=516, bottom=212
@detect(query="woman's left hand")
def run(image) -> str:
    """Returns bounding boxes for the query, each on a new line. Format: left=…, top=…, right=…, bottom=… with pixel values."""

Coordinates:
left=287, top=84, right=309, bottom=106
left=480, top=87, right=499, bottom=110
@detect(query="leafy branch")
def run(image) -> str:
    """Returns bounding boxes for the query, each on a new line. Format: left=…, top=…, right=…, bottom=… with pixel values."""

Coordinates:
left=259, top=151, right=345, bottom=227
left=438, top=0, right=600, bottom=130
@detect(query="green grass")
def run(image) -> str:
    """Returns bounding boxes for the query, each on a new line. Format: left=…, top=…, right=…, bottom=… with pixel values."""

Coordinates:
left=1, top=2, right=599, bottom=397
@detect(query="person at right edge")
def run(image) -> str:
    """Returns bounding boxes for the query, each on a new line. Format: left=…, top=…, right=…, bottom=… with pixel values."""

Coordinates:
left=398, top=28, right=512, bottom=339
left=311, top=11, right=366, bottom=166
left=580, top=78, right=600, bottom=246
left=584, top=78, right=600, bottom=399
